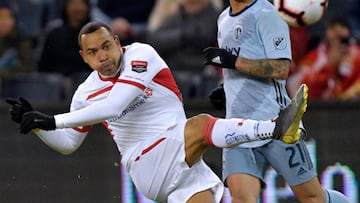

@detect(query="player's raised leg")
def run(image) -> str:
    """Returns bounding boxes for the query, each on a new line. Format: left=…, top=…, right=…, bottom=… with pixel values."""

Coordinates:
left=273, top=83, right=308, bottom=144
left=184, top=85, right=308, bottom=166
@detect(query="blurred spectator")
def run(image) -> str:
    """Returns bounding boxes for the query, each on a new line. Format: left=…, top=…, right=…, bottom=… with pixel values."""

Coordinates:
left=147, top=0, right=223, bottom=32
left=0, top=1, right=32, bottom=77
left=11, top=0, right=58, bottom=48
left=35, top=0, right=92, bottom=99
left=147, top=0, right=180, bottom=33
left=288, top=26, right=310, bottom=77
left=94, top=0, right=156, bottom=45
left=287, top=16, right=360, bottom=100
left=344, top=0, right=360, bottom=42
left=146, top=0, right=220, bottom=100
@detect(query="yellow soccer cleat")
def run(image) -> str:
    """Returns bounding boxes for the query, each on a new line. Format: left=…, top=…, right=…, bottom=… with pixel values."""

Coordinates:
left=273, top=84, right=308, bottom=144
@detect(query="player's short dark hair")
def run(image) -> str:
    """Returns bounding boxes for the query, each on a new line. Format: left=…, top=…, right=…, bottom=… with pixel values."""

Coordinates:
left=78, top=21, right=114, bottom=49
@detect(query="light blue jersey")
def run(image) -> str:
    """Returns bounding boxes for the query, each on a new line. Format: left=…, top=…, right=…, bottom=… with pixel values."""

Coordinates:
left=218, top=0, right=292, bottom=148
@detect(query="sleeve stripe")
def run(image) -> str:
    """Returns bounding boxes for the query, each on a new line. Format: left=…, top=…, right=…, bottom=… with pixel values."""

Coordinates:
left=116, top=79, right=146, bottom=90
left=86, top=86, right=113, bottom=100
left=86, top=80, right=145, bottom=100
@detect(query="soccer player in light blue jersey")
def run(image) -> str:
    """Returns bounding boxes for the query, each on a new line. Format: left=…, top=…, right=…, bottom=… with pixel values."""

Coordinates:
left=203, top=0, right=351, bottom=202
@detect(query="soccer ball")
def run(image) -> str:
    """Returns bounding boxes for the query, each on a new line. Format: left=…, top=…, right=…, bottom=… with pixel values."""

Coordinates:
left=274, top=0, right=328, bottom=27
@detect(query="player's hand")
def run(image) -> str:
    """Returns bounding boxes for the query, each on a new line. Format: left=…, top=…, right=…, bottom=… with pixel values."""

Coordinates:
left=208, top=84, right=226, bottom=110
left=5, top=97, right=33, bottom=124
left=203, top=47, right=237, bottom=69
left=20, top=111, right=56, bottom=134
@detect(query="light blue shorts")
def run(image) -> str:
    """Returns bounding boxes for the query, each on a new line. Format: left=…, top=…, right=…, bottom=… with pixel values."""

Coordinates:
left=223, top=139, right=317, bottom=187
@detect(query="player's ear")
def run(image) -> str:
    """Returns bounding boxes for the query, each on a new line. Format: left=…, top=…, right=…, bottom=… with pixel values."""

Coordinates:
left=114, top=35, right=121, bottom=46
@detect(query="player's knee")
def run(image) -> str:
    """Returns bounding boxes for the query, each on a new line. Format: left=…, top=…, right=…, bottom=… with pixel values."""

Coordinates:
left=185, top=113, right=214, bottom=144
left=196, top=113, right=213, bottom=121
left=187, top=113, right=213, bottom=128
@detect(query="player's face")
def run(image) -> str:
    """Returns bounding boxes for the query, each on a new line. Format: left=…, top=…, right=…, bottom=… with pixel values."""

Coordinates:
left=80, top=27, right=122, bottom=76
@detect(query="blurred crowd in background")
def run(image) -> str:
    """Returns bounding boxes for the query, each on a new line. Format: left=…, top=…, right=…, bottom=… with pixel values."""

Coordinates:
left=0, top=0, right=360, bottom=102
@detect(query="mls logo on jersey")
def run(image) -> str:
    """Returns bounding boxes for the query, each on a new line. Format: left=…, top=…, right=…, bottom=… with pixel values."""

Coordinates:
left=273, top=37, right=287, bottom=50
left=233, top=25, right=243, bottom=41
left=131, top=61, right=148, bottom=73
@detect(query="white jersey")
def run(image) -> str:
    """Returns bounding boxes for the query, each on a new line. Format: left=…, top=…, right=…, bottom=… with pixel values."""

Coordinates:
left=217, top=0, right=292, bottom=147
left=70, top=42, right=185, bottom=155
left=34, top=42, right=223, bottom=202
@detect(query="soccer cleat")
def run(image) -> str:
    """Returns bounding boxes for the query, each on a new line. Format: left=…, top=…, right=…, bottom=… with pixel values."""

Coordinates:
left=273, top=84, right=308, bottom=144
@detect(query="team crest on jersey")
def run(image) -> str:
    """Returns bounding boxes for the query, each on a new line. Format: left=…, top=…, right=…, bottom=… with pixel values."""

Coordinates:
left=273, top=37, right=287, bottom=50
left=233, top=25, right=243, bottom=41
left=131, top=61, right=148, bottom=73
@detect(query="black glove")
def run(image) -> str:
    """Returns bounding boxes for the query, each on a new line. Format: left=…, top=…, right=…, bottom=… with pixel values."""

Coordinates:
left=203, top=47, right=237, bottom=69
left=20, top=111, right=56, bottom=134
left=5, top=97, right=33, bottom=124
left=208, top=84, right=226, bottom=110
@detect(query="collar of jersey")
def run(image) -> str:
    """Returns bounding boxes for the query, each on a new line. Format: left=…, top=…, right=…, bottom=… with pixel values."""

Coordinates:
left=229, top=0, right=257, bottom=17
left=98, top=68, right=121, bottom=83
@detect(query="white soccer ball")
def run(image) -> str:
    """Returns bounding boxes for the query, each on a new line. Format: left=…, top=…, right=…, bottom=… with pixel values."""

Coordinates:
left=274, top=0, right=328, bottom=27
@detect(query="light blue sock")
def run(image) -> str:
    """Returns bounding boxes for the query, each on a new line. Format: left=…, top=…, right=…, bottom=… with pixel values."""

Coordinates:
left=324, top=189, right=351, bottom=203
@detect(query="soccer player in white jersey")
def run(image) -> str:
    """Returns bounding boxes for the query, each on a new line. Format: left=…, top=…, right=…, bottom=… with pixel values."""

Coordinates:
left=203, top=0, right=350, bottom=202
left=6, top=21, right=307, bottom=203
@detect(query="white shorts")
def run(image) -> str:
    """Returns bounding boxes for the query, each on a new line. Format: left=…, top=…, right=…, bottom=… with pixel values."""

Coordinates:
left=123, top=119, right=224, bottom=202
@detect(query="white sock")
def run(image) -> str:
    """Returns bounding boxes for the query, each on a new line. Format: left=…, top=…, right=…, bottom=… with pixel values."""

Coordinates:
left=204, top=117, right=275, bottom=148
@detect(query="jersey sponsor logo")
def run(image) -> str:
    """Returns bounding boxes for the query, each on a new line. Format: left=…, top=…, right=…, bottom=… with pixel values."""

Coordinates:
left=273, top=37, right=287, bottom=50
left=224, top=46, right=241, bottom=56
left=233, top=25, right=243, bottom=41
left=131, top=61, right=148, bottom=73
left=107, top=95, right=148, bottom=122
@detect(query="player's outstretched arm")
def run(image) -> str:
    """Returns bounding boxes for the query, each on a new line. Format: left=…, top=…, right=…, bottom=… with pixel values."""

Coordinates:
left=35, top=128, right=88, bottom=155
left=6, top=97, right=88, bottom=154
left=20, top=111, right=56, bottom=134
left=203, top=47, right=289, bottom=79
left=13, top=82, right=143, bottom=134
left=5, top=97, right=54, bottom=134
left=54, top=82, right=143, bottom=129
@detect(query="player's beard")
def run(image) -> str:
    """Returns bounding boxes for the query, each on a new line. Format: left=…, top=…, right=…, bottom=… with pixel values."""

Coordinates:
left=99, top=65, right=120, bottom=78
